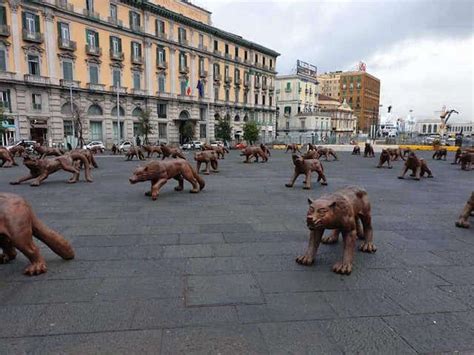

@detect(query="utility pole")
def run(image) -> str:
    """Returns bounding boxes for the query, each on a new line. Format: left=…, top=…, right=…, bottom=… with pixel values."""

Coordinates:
left=69, top=83, right=75, bottom=147
left=116, top=81, right=120, bottom=144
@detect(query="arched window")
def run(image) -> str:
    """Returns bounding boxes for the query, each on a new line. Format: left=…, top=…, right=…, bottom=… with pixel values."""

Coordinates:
left=132, top=107, right=143, bottom=117
left=243, top=114, right=249, bottom=122
left=422, top=125, right=426, bottom=133
left=179, top=110, right=190, bottom=120
left=428, top=124, right=432, bottom=133
left=61, top=102, right=79, bottom=115
left=224, top=113, right=231, bottom=121
left=87, top=104, right=103, bottom=116
left=214, top=113, right=221, bottom=121
left=234, top=115, right=240, bottom=122
left=111, top=105, right=125, bottom=117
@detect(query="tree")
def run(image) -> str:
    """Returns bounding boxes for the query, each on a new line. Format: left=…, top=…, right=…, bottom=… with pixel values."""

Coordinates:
left=243, top=121, right=259, bottom=145
left=137, top=109, right=154, bottom=144
left=0, top=107, right=6, bottom=145
left=215, top=119, right=232, bottom=142
left=180, top=121, right=195, bottom=143
left=73, top=107, right=85, bottom=148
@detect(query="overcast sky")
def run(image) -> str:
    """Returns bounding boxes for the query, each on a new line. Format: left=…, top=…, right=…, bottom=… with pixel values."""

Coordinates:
left=197, top=0, right=473, bottom=122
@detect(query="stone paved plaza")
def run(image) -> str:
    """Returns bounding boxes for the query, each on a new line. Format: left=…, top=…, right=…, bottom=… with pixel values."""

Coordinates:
left=0, top=149, right=473, bottom=354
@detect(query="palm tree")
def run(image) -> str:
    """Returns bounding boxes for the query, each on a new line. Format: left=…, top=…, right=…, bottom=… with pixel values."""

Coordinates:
left=137, top=109, right=154, bottom=145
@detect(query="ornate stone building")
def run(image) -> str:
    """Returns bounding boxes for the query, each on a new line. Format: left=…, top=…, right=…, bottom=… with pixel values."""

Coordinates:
left=0, top=0, right=279, bottom=147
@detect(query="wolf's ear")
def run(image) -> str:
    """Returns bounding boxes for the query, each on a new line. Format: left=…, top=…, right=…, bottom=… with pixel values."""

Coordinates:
left=307, top=198, right=314, bottom=205
left=329, top=201, right=337, bottom=209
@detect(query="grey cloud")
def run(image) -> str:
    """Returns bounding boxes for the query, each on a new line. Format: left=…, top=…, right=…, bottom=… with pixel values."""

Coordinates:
left=199, top=0, right=473, bottom=73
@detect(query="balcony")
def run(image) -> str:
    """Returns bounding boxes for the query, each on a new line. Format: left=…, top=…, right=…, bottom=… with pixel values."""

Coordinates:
left=234, top=78, right=241, bottom=86
left=155, top=91, right=174, bottom=99
left=86, top=83, right=105, bottom=91
left=24, top=74, right=50, bottom=85
left=110, top=50, right=124, bottom=61
left=83, top=9, right=100, bottom=20
left=198, top=44, right=207, bottom=51
left=244, top=59, right=251, bottom=65
left=213, top=74, right=222, bottom=83
left=262, top=82, right=268, bottom=90
left=263, top=64, right=269, bottom=70
left=0, top=71, right=16, bottom=80
left=179, top=66, right=189, bottom=74
left=235, top=56, right=241, bottom=63
left=57, top=37, right=76, bottom=51
left=22, top=30, right=43, bottom=43
left=156, top=61, right=168, bottom=70
left=55, top=0, right=74, bottom=11
left=269, top=85, right=275, bottom=92
left=156, top=32, right=167, bottom=40
left=60, top=79, right=81, bottom=88
left=131, top=54, right=144, bottom=65
left=285, top=87, right=292, bottom=93
left=0, top=24, right=10, bottom=37
left=32, top=103, right=42, bottom=111
left=110, top=86, right=127, bottom=94
left=177, top=94, right=196, bottom=102
left=107, top=17, right=123, bottom=27
left=199, top=70, right=208, bottom=78
left=244, top=80, right=250, bottom=87
left=130, top=24, right=143, bottom=33
left=224, top=76, right=232, bottom=84
left=131, top=88, right=147, bottom=96
left=213, top=49, right=221, bottom=56
left=224, top=53, right=231, bottom=60
left=178, top=38, right=188, bottom=46
left=254, top=81, right=261, bottom=89
left=255, top=62, right=262, bottom=68
left=85, top=45, right=102, bottom=57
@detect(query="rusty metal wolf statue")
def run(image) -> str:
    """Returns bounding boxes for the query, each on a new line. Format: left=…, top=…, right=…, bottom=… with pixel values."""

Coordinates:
left=296, top=186, right=376, bottom=275
left=0, top=193, right=74, bottom=275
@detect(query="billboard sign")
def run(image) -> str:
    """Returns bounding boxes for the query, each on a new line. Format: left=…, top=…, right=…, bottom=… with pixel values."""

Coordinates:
left=296, top=60, right=317, bottom=79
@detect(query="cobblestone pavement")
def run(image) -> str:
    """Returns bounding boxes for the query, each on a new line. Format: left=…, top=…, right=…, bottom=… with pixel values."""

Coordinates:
left=0, top=150, right=473, bottom=354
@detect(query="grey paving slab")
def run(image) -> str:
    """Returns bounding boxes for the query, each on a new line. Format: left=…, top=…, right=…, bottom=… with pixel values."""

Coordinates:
left=0, top=150, right=473, bottom=353
left=186, top=273, right=264, bottom=306
left=237, top=292, right=336, bottom=323
left=383, top=312, right=474, bottom=353
left=161, top=325, right=269, bottom=355
left=258, top=321, right=342, bottom=354
left=132, top=299, right=238, bottom=329
left=1, top=329, right=163, bottom=355
left=320, top=317, right=417, bottom=354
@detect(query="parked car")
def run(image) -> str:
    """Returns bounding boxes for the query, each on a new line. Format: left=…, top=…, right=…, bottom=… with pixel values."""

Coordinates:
left=210, top=140, right=224, bottom=147
left=119, top=141, right=133, bottom=153
left=84, top=141, right=105, bottom=152
left=6, top=140, right=36, bottom=154
left=182, top=141, right=202, bottom=150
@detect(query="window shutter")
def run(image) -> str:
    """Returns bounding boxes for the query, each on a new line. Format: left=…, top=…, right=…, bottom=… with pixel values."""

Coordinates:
left=34, top=14, right=40, bottom=32
left=163, top=48, right=166, bottom=62
left=137, top=14, right=141, bottom=27
left=57, top=21, right=61, bottom=37
left=138, top=43, right=142, bottom=57
left=0, top=50, right=6, bottom=71
left=0, top=7, right=6, bottom=25
left=109, top=36, right=113, bottom=51
left=95, top=31, right=99, bottom=47
left=129, top=11, right=132, bottom=27
left=22, top=12, right=26, bottom=29
left=155, top=19, right=158, bottom=34
left=118, top=37, right=122, bottom=52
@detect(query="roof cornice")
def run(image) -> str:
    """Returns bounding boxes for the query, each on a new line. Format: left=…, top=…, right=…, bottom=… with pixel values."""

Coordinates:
left=121, top=0, right=280, bottom=57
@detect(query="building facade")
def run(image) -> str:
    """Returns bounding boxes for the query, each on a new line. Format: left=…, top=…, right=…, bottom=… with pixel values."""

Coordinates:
left=317, top=71, right=341, bottom=100
left=318, top=94, right=356, bottom=142
left=275, top=74, right=333, bottom=144
left=339, top=71, right=380, bottom=134
left=0, top=0, right=279, bottom=147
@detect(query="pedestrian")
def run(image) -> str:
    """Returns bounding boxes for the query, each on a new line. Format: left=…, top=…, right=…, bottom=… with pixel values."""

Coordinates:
left=67, top=142, right=72, bottom=151
left=136, top=136, right=141, bottom=147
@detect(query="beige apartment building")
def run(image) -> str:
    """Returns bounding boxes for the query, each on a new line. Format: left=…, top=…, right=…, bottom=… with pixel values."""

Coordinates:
left=317, top=71, right=341, bottom=100
left=0, top=0, right=279, bottom=147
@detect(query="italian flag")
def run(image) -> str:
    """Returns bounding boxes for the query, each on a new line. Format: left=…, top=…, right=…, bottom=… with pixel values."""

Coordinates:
left=186, top=78, right=191, bottom=95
